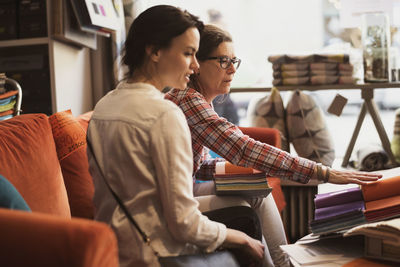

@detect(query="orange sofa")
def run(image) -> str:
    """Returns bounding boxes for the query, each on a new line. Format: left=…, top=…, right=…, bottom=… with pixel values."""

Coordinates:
left=0, top=113, right=118, bottom=267
left=0, top=111, right=285, bottom=267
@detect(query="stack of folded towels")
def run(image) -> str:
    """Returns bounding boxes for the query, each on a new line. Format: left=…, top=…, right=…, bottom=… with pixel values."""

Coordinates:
left=268, top=54, right=355, bottom=86
left=0, top=73, right=18, bottom=121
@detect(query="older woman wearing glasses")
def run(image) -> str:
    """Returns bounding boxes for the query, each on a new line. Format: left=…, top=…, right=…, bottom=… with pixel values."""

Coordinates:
left=165, top=24, right=381, bottom=267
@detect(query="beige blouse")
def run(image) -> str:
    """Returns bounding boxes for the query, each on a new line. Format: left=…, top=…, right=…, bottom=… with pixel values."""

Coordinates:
left=87, top=82, right=226, bottom=267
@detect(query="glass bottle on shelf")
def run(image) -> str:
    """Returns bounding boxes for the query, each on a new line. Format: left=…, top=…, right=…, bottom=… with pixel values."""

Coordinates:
left=361, top=12, right=391, bottom=83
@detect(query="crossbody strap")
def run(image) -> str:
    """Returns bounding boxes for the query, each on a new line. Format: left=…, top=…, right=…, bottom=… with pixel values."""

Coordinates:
left=86, top=137, right=150, bottom=244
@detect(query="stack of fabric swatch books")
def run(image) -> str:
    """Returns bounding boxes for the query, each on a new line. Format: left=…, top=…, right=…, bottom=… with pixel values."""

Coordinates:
left=344, top=217, right=400, bottom=263
left=213, top=162, right=272, bottom=198
left=0, top=73, right=18, bottom=121
left=310, top=187, right=366, bottom=235
left=310, top=175, right=400, bottom=235
left=362, top=175, right=400, bottom=222
left=267, top=54, right=355, bottom=86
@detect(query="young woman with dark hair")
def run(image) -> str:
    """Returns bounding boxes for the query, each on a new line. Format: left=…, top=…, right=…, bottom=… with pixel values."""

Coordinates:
left=87, top=6, right=265, bottom=267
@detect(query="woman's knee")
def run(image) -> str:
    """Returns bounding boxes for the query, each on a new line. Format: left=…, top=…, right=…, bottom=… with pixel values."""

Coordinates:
left=195, top=195, right=251, bottom=212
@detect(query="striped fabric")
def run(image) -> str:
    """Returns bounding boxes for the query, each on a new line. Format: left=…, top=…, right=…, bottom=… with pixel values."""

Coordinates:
left=165, top=88, right=316, bottom=184
left=214, top=173, right=272, bottom=198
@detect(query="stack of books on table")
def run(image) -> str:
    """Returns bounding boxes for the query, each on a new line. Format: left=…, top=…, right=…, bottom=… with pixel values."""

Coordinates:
left=309, top=187, right=366, bottom=235
left=213, top=162, right=272, bottom=198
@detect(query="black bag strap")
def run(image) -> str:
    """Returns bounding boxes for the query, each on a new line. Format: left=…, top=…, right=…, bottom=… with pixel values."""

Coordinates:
left=86, top=138, right=150, bottom=244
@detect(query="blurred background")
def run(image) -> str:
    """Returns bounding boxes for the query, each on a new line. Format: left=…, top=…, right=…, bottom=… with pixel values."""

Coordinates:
left=139, top=0, right=400, bottom=161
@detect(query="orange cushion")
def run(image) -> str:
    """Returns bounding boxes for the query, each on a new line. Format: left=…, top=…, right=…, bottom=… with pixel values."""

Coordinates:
left=267, top=177, right=285, bottom=212
left=239, top=126, right=286, bottom=212
left=76, top=111, right=93, bottom=131
left=0, top=114, right=70, bottom=217
left=0, top=208, right=118, bottom=267
left=49, top=110, right=94, bottom=219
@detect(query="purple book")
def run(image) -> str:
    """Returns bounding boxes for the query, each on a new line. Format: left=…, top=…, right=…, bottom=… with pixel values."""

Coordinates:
left=314, top=200, right=365, bottom=221
left=314, top=187, right=363, bottom=209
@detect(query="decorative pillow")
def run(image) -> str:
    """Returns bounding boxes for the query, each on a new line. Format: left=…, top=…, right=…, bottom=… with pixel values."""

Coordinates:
left=48, top=110, right=94, bottom=219
left=286, top=90, right=335, bottom=166
left=0, top=114, right=70, bottom=217
left=247, top=87, right=289, bottom=151
left=76, top=111, right=93, bottom=131
left=0, top=174, right=31, bottom=211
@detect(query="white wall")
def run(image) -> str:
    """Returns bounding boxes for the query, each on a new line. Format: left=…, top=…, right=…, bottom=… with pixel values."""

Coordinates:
left=52, top=41, right=93, bottom=116
left=143, top=0, right=324, bottom=87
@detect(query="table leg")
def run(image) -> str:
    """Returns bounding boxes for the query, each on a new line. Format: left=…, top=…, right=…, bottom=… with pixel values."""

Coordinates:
left=364, top=98, right=398, bottom=166
left=342, top=102, right=367, bottom=167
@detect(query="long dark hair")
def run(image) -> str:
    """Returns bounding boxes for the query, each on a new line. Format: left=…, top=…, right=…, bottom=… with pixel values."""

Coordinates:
left=122, top=5, right=204, bottom=78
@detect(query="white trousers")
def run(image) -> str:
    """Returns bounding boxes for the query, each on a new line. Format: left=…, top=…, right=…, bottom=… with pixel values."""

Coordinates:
left=195, top=181, right=290, bottom=267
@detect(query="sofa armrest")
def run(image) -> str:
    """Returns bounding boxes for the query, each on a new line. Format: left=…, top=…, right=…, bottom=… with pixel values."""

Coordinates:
left=239, top=126, right=281, bottom=149
left=0, top=208, right=118, bottom=267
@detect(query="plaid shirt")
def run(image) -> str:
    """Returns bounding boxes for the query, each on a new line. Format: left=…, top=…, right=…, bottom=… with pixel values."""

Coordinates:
left=165, top=88, right=316, bottom=183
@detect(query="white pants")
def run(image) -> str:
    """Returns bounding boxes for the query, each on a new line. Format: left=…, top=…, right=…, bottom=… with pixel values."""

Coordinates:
left=195, top=181, right=290, bottom=267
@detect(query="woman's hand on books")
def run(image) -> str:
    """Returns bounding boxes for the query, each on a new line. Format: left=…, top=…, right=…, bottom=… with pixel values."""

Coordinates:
left=327, top=169, right=382, bottom=185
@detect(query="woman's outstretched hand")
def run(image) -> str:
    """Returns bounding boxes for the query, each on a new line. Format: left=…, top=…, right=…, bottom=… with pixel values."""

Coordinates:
left=327, top=169, right=382, bottom=185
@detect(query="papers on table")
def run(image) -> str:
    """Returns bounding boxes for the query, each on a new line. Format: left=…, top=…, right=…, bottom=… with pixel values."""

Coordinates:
left=280, top=235, right=364, bottom=266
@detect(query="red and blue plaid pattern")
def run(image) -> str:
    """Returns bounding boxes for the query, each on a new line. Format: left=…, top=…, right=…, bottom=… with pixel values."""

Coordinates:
left=165, top=88, right=316, bottom=184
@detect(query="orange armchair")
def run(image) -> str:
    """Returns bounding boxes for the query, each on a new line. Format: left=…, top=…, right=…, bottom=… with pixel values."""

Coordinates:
left=0, top=114, right=118, bottom=267
left=0, top=208, right=118, bottom=267
left=239, top=127, right=286, bottom=212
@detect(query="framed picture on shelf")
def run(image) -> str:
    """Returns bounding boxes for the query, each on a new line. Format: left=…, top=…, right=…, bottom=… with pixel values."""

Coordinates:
left=85, top=0, right=120, bottom=31
left=53, top=0, right=97, bottom=49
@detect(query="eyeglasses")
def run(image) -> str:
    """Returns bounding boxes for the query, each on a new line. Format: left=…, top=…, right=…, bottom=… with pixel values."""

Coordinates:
left=205, top=56, right=241, bottom=70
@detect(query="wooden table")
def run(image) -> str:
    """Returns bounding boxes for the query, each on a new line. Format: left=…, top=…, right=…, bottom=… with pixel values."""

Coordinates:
left=231, top=82, right=400, bottom=167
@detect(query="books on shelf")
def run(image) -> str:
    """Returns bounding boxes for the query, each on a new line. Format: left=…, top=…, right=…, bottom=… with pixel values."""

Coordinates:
left=344, top=218, right=400, bottom=263
left=310, top=187, right=366, bottom=235
left=361, top=175, right=400, bottom=222
left=213, top=162, right=272, bottom=198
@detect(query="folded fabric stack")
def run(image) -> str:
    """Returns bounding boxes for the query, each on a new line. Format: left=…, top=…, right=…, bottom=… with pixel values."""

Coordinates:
left=268, top=54, right=355, bottom=86
left=0, top=74, right=17, bottom=121
left=214, top=162, right=272, bottom=198
left=310, top=175, right=400, bottom=235
left=310, top=187, right=366, bottom=235
left=362, top=175, right=400, bottom=222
